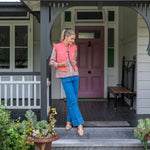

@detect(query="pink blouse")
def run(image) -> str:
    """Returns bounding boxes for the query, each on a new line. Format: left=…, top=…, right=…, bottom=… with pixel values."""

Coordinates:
left=49, top=47, right=79, bottom=78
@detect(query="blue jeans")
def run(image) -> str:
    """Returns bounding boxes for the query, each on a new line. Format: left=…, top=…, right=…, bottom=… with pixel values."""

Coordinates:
left=61, top=75, right=84, bottom=127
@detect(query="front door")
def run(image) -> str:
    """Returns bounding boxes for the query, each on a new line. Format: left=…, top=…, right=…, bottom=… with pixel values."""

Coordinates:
left=75, top=26, right=104, bottom=98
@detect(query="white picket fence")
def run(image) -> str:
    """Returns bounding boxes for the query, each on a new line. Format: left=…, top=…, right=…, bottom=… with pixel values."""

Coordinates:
left=0, top=73, right=41, bottom=109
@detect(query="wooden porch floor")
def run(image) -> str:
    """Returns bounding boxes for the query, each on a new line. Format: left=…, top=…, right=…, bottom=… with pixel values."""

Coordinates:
left=8, top=98, right=150, bottom=127
left=52, top=99, right=150, bottom=127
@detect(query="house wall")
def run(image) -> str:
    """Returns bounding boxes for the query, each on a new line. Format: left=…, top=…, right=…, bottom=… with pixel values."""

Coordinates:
left=137, top=14, right=150, bottom=114
left=119, top=7, right=137, bottom=82
left=119, top=7, right=137, bottom=108
left=32, top=15, right=62, bottom=99
left=51, top=15, right=62, bottom=99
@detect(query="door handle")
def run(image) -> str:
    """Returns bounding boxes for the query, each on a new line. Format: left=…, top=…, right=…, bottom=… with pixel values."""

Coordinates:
left=88, top=41, right=91, bottom=47
left=88, top=70, right=91, bottom=74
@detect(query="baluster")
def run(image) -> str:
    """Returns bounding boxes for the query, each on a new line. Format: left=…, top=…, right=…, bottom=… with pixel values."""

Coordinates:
left=16, top=84, right=19, bottom=106
left=10, top=76, right=13, bottom=107
left=22, top=76, right=25, bottom=107
left=28, top=83, right=31, bottom=107
left=34, top=76, right=37, bottom=106
left=4, top=84, right=7, bottom=106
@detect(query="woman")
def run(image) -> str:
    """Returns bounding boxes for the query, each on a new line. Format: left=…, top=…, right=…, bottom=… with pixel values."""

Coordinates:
left=49, top=29, right=84, bottom=136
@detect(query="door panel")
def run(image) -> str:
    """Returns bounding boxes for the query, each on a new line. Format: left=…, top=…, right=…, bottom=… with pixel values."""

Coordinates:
left=76, top=26, right=104, bottom=98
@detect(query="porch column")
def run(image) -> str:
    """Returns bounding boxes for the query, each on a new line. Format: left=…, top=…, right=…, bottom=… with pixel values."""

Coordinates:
left=40, top=1, right=51, bottom=120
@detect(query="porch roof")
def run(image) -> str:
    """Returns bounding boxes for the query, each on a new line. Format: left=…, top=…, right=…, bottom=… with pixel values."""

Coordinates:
left=22, top=0, right=150, bottom=1
left=22, top=0, right=150, bottom=12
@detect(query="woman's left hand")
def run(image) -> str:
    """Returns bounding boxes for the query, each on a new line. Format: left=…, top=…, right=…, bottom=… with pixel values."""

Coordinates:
left=71, top=60, right=77, bottom=66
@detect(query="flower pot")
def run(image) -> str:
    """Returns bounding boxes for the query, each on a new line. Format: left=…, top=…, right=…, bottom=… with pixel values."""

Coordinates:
left=145, top=134, right=150, bottom=140
left=26, top=134, right=60, bottom=150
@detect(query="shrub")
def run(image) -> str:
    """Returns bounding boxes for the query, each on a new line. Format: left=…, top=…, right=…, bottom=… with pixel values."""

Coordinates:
left=0, top=106, right=34, bottom=150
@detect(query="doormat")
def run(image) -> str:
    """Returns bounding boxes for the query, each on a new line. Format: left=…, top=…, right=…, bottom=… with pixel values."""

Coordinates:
left=78, top=98, right=108, bottom=102
left=84, top=121, right=131, bottom=127
left=64, top=98, right=108, bottom=102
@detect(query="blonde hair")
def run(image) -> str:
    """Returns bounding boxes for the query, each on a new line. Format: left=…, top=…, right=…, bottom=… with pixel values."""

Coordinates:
left=60, top=29, right=75, bottom=42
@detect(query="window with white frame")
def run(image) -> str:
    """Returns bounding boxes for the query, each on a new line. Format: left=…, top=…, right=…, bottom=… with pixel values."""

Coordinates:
left=0, top=22, right=32, bottom=72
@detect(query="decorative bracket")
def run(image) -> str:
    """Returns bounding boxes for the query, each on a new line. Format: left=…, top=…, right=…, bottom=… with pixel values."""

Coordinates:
left=48, top=2, right=70, bottom=50
left=131, top=3, right=150, bottom=55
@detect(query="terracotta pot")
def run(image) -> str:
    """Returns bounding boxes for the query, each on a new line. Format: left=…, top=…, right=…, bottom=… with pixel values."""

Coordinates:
left=26, top=134, right=60, bottom=150
left=145, top=134, right=150, bottom=140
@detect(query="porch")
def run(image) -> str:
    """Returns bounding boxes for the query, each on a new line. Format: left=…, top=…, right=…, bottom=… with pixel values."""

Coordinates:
left=52, top=99, right=150, bottom=127
left=51, top=99, right=150, bottom=149
left=9, top=99, right=150, bottom=149
left=9, top=99, right=150, bottom=127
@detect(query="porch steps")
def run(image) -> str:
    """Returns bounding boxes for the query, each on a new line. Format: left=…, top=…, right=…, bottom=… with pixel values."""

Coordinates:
left=51, top=127, right=146, bottom=150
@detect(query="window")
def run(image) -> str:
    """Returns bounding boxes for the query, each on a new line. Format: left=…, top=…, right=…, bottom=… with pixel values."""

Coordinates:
left=0, top=23, right=32, bottom=72
left=78, top=30, right=101, bottom=39
left=108, top=11, right=115, bottom=22
left=77, top=12, right=103, bottom=20
left=75, top=10, right=104, bottom=22
left=0, top=26, right=10, bottom=69
left=15, top=26, right=28, bottom=68
left=108, top=28, right=114, bottom=67
left=65, top=11, right=71, bottom=22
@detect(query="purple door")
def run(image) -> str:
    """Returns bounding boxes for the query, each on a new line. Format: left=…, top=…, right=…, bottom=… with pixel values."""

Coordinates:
left=75, top=26, right=104, bottom=98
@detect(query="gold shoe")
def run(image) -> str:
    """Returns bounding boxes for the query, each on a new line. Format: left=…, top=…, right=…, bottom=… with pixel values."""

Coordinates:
left=65, top=122, right=72, bottom=131
left=77, top=125, right=84, bottom=136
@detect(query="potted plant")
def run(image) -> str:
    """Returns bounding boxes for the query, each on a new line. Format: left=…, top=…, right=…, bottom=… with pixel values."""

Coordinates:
left=134, top=118, right=150, bottom=150
left=24, top=108, right=60, bottom=150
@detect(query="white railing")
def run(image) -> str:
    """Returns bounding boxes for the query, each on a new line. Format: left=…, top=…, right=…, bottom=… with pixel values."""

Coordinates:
left=0, top=72, right=41, bottom=109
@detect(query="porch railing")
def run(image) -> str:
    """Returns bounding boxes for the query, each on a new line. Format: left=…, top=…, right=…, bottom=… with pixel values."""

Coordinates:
left=0, top=72, right=41, bottom=109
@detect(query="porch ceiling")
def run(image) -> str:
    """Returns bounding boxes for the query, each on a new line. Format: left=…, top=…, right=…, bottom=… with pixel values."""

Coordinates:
left=21, top=0, right=150, bottom=11
left=22, top=1, right=40, bottom=11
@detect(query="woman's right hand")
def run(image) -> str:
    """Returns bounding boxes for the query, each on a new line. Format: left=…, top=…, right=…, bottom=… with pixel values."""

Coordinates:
left=58, top=61, right=67, bottom=67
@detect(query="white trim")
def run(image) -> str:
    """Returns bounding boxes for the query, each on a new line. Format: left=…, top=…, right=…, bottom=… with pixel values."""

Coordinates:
left=104, top=19, right=108, bottom=98
left=58, top=6, right=119, bottom=99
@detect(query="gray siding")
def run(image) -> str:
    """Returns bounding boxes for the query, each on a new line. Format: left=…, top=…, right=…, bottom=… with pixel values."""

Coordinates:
left=137, top=15, right=150, bottom=114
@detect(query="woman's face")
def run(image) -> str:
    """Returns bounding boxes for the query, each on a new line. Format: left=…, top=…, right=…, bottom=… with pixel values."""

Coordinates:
left=65, top=35, right=76, bottom=45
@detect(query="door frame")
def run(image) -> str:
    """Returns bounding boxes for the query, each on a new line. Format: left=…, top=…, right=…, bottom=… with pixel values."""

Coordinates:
left=75, top=26, right=105, bottom=98
left=60, top=6, right=119, bottom=99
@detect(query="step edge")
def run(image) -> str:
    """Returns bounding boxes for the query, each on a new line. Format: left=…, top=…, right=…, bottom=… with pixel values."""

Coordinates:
left=52, top=139, right=143, bottom=147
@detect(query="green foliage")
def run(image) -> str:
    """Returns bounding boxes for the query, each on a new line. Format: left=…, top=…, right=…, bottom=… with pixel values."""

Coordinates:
left=0, top=106, right=34, bottom=150
left=24, top=108, right=57, bottom=138
left=49, top=108, right=57, bottom=136
left=25, top=109, right=37, bottom=129
left=0, top=105, right=57, bottom=150
left=134, top=118, right=150, bottom=150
